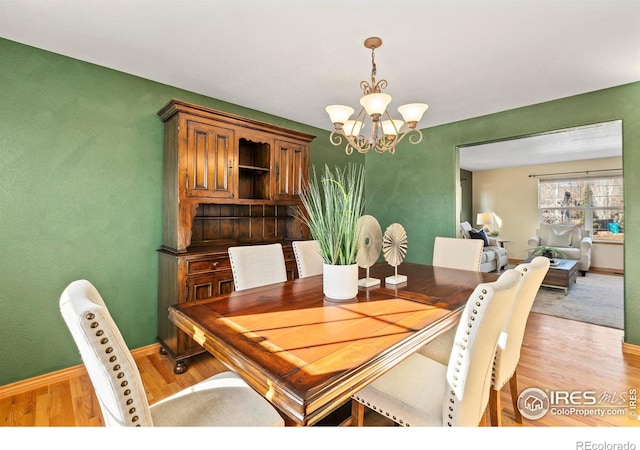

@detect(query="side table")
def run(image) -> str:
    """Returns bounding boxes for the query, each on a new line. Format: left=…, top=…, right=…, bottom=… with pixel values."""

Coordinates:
left=497, top=239, right=509, bottom=248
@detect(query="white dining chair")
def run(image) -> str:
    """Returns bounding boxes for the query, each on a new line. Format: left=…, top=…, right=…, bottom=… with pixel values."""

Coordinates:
left=292, top=240, right=324, bottom=278
left=417, top=256, right=550, bottom=425
left=228, top=243, right=287, bottom=291
left=432, top=236, right=484, bottom=271
left=351, top=268, right=522, bottom=426
left=489, top=256, right=550, bottom=425
left=59, top=279, right=284, bottom=427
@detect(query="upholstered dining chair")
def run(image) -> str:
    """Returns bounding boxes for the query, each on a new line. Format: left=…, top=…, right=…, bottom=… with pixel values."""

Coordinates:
left=417, top=256, right=550, bottom=425
left=489, top=256, right=550, bottom=425
left=228, top=243, right=288, bottom=291
left=292, top=240, right=324, bottom=278
left=351, top=268, right=522, bottom=427
left=59, top=279, right=285, bottom=427
left=432, top=236, right=484, bottom=271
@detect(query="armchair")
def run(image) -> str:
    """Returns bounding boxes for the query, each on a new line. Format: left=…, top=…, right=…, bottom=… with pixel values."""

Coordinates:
left=528, top=223, right=592, bottom=275
left=459, top=221, right=508, bottom=273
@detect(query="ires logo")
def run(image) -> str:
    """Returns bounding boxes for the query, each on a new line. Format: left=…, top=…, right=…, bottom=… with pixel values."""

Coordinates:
left=517, top=388, right=550, bottom=420
left=549, top=390, right=597, bottom=405
left=517, top=388, right=636, bottom=420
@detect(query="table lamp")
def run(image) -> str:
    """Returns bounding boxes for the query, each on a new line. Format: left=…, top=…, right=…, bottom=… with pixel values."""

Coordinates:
left=476, top=212, right=494, bottom=232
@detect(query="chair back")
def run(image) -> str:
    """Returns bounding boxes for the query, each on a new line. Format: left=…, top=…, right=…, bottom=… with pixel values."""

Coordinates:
left=228, top=243, right=287, bottom=291
left=59, top=280, right=153, bottom=426
left=292, top=240, right=324, bottom=278
left=433, top=236, right=483, bottom=271
left=444, top=269, right=521, bottom=426
left=492, top=256, right=550, bottom=389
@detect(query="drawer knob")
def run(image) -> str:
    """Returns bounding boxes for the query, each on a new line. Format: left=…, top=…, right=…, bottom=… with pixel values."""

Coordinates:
left=211, top=261, right=219, bottom=267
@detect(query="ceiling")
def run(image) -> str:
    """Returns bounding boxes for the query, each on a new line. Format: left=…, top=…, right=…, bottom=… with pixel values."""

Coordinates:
left=459, top=120, right=623, bottom=171
left=1, top=0, right=638, bottom=166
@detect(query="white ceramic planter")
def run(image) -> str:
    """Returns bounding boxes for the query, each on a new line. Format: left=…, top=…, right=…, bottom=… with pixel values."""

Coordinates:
left=323, top=263, right=359, bottom=301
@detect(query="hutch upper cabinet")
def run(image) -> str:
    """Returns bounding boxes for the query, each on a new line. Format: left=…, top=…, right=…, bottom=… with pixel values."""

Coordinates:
left=157, top=99, right=314, bottom=373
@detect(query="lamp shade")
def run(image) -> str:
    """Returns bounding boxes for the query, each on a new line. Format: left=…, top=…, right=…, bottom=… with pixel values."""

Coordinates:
left=381, top=120, right=404, bottom=136
left=326, top=105, right=354, bottom=125
left=398, top=103, right=429, bottom=124
left=359, top=93, right=392, bottom=116
left=476, top=212, right=494, bottom=226
left=343, top=120, right=364, bottom=137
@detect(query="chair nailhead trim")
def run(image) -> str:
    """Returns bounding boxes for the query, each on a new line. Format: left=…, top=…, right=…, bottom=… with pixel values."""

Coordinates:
left=83, top=313, right=141, bottom=426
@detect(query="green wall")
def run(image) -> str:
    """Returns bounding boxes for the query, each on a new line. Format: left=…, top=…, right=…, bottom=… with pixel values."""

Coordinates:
left=364, top=81, right=640, bottom=345
left=0, top=38, right=353, bottom=386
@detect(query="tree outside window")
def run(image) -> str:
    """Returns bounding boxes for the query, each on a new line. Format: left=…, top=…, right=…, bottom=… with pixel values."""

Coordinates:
left=538, top=175, right=623, bottom=241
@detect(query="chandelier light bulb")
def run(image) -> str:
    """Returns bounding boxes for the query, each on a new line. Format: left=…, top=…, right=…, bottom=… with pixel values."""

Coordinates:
left=359, top=93, right=392, bottom=117
left=343, top=120, right=364, bottom=137
left=381, top=120, right=404, bottom=136
left=398, top=103, right=429, bottom=128
left=326, top=105, right=354, bottom=127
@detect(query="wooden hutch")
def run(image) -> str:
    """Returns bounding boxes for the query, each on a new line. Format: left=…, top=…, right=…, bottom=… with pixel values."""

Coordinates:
left=156, top=99, right=314, bottom=373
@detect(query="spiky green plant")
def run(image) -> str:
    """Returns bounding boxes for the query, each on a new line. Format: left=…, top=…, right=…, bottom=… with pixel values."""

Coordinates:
left=294, top=164, right=366, bottom=265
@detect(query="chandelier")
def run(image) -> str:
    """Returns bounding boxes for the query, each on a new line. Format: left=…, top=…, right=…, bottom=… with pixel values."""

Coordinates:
left=326, top=37, right=428, bottom=155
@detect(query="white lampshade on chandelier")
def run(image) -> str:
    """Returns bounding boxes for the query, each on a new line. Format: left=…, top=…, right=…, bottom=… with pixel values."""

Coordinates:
left=326, top=37, right=428, bottom=155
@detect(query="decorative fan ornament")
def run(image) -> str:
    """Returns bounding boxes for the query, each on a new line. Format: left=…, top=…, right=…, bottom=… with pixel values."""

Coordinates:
left=356, top=215, right=383, bottom=267
left=382, top=223, right=408, bottom=284
left=356, top=215, right=383, bottom=287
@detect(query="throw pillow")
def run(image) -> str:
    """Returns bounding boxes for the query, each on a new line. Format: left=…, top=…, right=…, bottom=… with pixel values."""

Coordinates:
left=459, top=221, right=473, bottom=239
left=469, top=229, right=490, bottom=247
left=547, top=228, right=572, bottom=247
left=539, top=223, right=581, bottom=247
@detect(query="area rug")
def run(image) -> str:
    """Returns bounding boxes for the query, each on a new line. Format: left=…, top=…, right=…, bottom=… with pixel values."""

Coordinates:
left=530, top=272, right=623, bottom=329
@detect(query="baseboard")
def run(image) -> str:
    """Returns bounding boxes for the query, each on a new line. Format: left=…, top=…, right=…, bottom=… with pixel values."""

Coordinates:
left=0, top=343, right=161, bottom=398
left=590, top=266, right=624, bottom=276
left=622, top=341, right=640, bottom=358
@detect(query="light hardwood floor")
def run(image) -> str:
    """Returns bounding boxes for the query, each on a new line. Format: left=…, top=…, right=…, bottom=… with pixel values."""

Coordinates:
left=1, top=312, right=639, bottom=427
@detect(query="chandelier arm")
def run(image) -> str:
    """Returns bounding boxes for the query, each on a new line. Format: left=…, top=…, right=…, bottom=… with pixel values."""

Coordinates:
left=353, top=106, right=368, bottom=126
left=405, top=128, right=422, bottom=145
left=349, top=134, right=371, bottom=154
left=330, top=129, right=376, bottom=155
left=406, top=128, right=424, bottom=145
left=329, top=130, right=344, bottom=146
left=329, top=131, right=353, bottom=155
left=372, top=133, right=392, bottom=153
left=386, top=128, right=424, bottom=153
left=371, top=128, right=424, bottom=155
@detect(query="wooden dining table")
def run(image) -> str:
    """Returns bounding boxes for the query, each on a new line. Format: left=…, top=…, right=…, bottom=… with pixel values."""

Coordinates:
left=168, top=262, right=499, bottom=426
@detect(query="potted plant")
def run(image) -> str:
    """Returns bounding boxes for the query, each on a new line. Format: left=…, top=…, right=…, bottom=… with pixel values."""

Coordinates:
left=529, top=246, right=567, bottom=261
left=293, top=163, right=366, bottom=300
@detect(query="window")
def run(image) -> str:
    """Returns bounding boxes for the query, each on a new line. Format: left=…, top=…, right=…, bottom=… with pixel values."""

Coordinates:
left=538, top=173, right=623, bottom=241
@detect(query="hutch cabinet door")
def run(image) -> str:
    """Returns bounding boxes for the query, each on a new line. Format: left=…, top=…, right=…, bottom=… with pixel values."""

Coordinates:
left=274, top=140, right=308, bottom=200
left=185, top=119, right=235, bottom=199
left=186, top=271, right=235, bottom=301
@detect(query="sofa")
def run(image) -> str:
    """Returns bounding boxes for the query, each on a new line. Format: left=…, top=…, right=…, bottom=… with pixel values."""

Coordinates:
left=458, top=221, right=508, bottom=273
left=528, top=223, right=592, bottom=275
